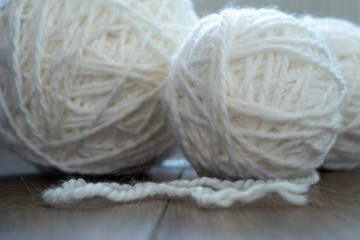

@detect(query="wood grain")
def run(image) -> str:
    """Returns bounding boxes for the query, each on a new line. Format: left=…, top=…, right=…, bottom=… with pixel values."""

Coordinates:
left=0, top=174, right=169, bottom=240
left=0, top=166, right=360, bottom=240
left=153, top=168, right=360, bottom=240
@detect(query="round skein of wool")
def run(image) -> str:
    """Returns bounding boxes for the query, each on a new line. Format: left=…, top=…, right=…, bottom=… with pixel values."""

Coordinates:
left=0, top=0, right=198, bottom=174
left=41, top=8, right=345, bottom=208
left=165, top=8, right=346, bottom=181
left=302, top=17, right=360, bottom=170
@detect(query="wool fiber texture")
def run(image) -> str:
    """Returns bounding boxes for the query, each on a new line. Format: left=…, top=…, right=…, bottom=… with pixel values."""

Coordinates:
left=0, top=0, right=198, bottom=174
left=165, top=8, right=345, bottom=180
left=42, top=8, right=346, bottom=208
left=303, top=16, right=360, bottom=170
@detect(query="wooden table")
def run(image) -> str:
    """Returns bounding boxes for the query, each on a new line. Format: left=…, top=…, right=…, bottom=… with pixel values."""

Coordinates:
left=1, top=151, right=360, bottom=240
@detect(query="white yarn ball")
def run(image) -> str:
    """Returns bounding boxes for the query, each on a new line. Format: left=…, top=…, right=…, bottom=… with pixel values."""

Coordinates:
left=0, top=0, right=198, bottom=174
left=166, top=8, right=345, bottom=180
left=303, top=17, right=360, bottom=169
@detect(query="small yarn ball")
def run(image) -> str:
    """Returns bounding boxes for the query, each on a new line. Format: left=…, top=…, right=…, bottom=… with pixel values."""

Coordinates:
left=303, top=16, right=360, bottom=169
left=165, top=8, right=345, bottom=180
left=0, top=0, right=198, bottom=174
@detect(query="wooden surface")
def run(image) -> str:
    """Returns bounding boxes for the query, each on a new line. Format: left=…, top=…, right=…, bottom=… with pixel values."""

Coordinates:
left=1, top=155, right=360, bottom=240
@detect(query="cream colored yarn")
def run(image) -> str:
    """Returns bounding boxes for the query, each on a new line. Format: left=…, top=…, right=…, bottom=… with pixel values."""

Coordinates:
left=303, top=17, right=360, bottom=170
left=0, top=0, right=198, bottom=174
left=166, top=8, right=345, bottom=181
left=42, top=8, right=345, bottom=208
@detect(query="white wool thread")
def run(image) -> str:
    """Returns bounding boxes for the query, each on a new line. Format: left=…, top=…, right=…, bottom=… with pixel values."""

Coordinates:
left=42, top=8, right=344, bottom=208
left=43, top=170, right=319, bottom=207
left=161, top=8, right=344, bottom=205
left=0, top=0, right=198, bottom=174
left=165, top=8, right=345, bottom=181
left=303, top=17, right=360, bottom=170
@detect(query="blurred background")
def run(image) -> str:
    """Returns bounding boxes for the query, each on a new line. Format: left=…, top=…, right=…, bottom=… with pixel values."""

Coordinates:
left=193, top=0, right=360, bottom=23
left=1, top=0, right=359, bottom=176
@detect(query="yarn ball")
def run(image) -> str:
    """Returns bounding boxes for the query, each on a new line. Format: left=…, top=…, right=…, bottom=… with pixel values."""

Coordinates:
left=0, top=0, right=198, bottom=174
left=303, top=16, right=360, bottom=169
left=165, top=8, right=345, bottom=180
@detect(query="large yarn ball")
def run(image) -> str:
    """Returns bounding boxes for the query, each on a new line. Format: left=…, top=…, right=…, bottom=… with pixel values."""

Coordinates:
left=0, top=0, right=198, bottom=174
left=303, top=17, right=360, bottom=169
left=165, top=8, right=345, bottom=180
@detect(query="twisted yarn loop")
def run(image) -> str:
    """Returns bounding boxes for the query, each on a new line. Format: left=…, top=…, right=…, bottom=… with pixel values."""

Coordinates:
left=0, top=0, right=198, bottom=174
left=303, top=16, right=360, bottom=169
left=43, top=170, right=319, bottom=207
left=1, top=3, right=348, bottom=208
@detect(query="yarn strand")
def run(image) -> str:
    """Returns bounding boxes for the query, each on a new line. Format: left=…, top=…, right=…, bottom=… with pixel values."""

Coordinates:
left=42, top=171, right=319, bottom=208
left=0, top=0, right=199, bottom=174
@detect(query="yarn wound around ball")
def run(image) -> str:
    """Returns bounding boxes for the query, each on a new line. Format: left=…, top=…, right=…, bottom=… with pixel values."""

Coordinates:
left=0, top=0, right=198, bottom=174
left=41, top=8, right=346, bottom=208
left=167, top=8, right=345, bottom=181
left=303, top=16, right=360, bottom=170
